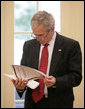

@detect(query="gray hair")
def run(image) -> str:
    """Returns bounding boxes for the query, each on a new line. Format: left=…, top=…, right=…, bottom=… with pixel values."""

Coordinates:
left=31, top=11, right=55, bottom=32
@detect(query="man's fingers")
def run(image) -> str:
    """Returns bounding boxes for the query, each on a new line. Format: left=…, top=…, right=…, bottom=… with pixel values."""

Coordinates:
left=11, top=79, right=15, bottom=84
left=44, top=76, right=56, bottom=87
left=11, top=78, right=27, bottom=90
left=21, top=80, right=28, bottom=87
left=15, top=78, right=19, bottom=86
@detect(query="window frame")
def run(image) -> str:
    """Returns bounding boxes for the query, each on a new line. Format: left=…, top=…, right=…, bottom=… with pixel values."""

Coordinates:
left=14, top=1, right=39, bottom=106
left=14, top=1, right=61, bottom=107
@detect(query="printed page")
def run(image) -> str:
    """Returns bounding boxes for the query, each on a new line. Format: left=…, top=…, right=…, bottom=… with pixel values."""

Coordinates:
left=12, top=65, right=46, bottom=81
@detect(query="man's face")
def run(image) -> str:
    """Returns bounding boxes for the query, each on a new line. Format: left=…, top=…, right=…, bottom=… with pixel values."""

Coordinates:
left=32, top=25, right=54, bottom=45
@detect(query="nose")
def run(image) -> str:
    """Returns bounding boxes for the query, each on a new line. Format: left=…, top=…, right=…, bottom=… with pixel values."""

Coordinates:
left=36, top=35, right=39, bottom=38
left=36, top=35, right=42, bottom=39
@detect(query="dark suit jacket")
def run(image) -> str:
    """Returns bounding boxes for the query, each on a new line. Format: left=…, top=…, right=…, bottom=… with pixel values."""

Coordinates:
left=17, top=32, right=82, bottom=108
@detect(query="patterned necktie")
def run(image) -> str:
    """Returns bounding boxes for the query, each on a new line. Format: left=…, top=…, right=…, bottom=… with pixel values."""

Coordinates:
left=32, top=44, right=49, bottom=103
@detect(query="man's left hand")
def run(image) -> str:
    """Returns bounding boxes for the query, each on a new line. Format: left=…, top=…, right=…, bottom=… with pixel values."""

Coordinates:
left=44, top=76, right=56, bottom=88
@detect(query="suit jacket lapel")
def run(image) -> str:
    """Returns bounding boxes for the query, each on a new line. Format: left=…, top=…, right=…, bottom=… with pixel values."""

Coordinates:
left=49, top=33, right=63, bottom=75
left=32, top=40, right=40, bottom=69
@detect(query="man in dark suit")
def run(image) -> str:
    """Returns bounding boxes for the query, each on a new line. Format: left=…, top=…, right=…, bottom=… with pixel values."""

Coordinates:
left=12, top=11, right=82, bottom=108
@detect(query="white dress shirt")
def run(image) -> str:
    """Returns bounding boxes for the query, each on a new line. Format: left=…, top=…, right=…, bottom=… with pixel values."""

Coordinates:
left=38, top=32, right=56, bottom=96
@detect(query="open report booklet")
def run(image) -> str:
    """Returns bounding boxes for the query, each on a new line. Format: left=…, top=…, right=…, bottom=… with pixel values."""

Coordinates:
left=4, top=65, right=46, bottom=89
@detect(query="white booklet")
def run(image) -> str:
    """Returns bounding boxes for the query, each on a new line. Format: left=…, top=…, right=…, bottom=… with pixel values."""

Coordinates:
left=4, top=65, right=46, bottom=89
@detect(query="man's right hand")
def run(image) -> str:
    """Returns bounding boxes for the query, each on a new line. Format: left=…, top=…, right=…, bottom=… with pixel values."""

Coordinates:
left=11, top=78, right=27, bottom=90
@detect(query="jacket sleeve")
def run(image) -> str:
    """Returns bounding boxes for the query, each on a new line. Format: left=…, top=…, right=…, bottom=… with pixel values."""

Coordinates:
left=21, top=41, right=29, bottom=66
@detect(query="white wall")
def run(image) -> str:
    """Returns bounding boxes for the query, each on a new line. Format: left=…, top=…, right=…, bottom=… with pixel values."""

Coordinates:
left=1, top=1, right=14, bottom=108
left=61, top=1, right=84, bottom=108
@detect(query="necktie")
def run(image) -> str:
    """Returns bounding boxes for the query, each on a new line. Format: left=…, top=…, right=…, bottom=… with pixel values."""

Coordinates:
left=32, top=44, right=49, bottom=103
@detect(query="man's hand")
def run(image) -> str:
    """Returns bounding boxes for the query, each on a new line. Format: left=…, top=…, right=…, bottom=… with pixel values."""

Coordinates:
left=11, top=78, right=27, bottom=90
left=44, top=76, right=56, bottom=88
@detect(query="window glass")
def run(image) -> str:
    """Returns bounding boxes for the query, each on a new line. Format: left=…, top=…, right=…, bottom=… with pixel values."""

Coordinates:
left=14, top=34, right=33, bottom=65
left=14, top=1, right=37, bottom=32
left=38, top=1, right=61, bottom=32
left=14, top=102, right=24, bottom=108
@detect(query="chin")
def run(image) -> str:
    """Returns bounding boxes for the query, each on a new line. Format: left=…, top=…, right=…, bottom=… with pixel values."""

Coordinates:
left=37, top=39, right=47, bottom=45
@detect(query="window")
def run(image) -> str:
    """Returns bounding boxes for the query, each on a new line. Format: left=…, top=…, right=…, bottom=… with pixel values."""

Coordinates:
left=14, top=1, right=60, bottom=108
left=38, top=1, right=61, bottom=32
